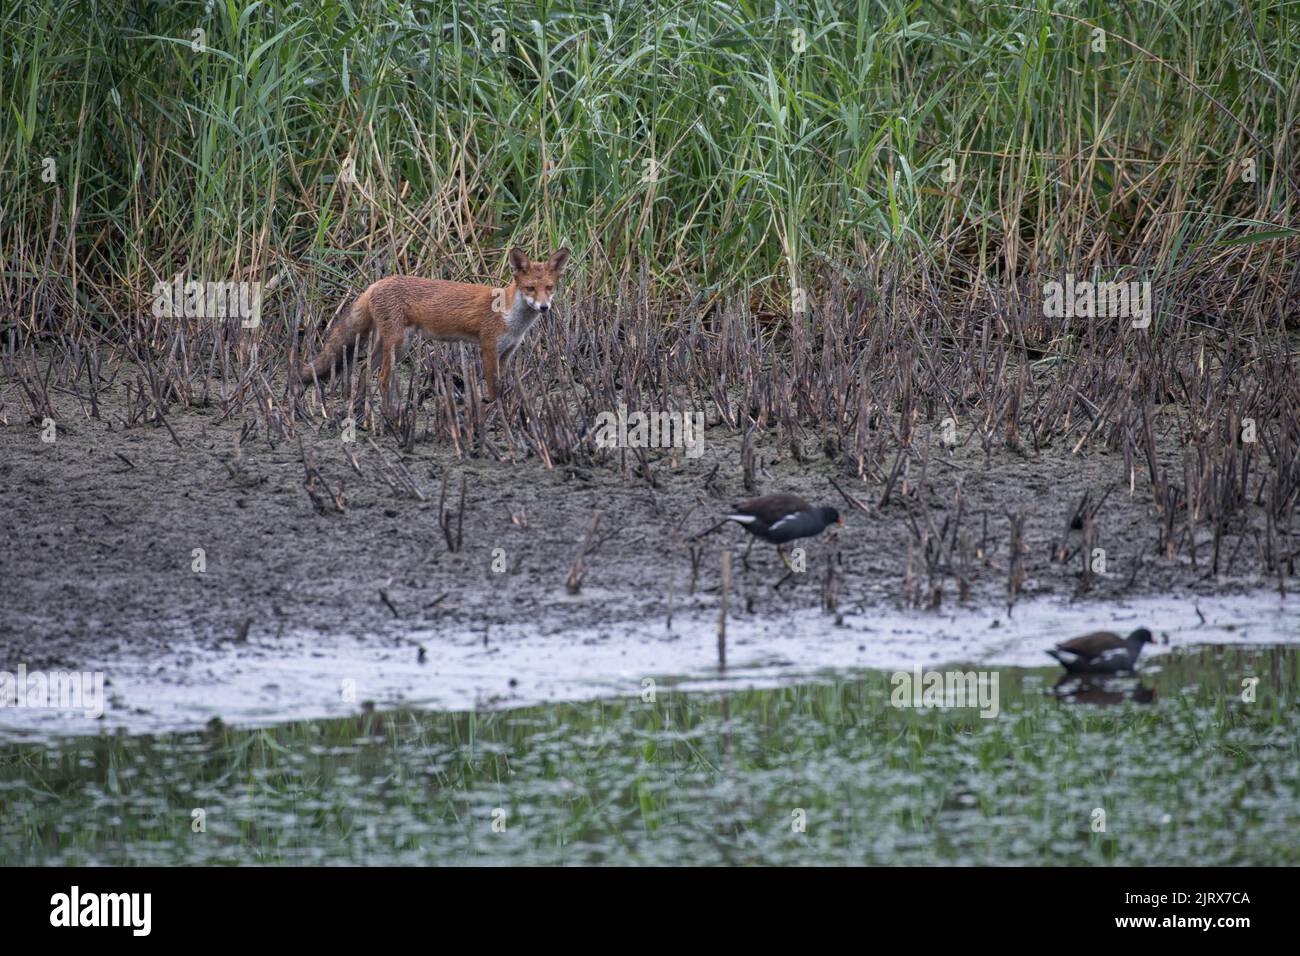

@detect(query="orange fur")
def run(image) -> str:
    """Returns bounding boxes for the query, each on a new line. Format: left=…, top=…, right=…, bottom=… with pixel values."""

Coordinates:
left=299, top=247, right=570, bottom=410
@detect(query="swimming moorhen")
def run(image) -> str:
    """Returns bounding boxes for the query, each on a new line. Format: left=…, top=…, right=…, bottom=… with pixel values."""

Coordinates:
left=1046, top=627, right=1155, bottom=674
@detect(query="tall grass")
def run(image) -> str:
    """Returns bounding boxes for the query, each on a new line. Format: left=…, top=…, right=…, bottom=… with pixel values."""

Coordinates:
left=3, top=0, right=1296, bottom=324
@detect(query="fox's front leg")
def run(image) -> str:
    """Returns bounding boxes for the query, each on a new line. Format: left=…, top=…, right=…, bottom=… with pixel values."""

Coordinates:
left=480, top=334, right=500, bottom=402
left=377, top=329, right=401, bottom=419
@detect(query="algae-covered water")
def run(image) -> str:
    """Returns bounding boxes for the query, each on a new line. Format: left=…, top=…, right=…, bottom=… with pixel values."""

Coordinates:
left=1, top=645, right=1296, bottom=865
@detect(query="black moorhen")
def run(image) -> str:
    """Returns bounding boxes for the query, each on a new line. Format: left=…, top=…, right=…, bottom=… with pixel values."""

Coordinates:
left=727, top=494, right=840, bottom=541
left=716, top=494, right=841, bottom=566
left=1046, top=627, right=1155, bottom=674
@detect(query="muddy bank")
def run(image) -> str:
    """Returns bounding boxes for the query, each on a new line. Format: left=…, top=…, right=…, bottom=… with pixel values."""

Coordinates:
left=1, top=373, right=1292, bottom=682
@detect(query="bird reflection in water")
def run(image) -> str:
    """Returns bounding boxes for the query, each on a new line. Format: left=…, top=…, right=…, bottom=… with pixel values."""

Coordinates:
left=1048, top=674, right=1157, bottom=706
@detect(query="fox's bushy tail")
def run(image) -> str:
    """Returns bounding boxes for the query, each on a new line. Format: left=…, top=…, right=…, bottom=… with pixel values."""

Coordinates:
left=298, top=290, right=374, bottom=384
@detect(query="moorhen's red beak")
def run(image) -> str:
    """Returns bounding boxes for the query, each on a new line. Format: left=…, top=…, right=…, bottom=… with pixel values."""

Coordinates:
left=837, top=516, right=844, bottom=526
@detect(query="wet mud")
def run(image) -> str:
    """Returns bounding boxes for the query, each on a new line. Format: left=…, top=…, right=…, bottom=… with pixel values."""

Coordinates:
left=1, top=371, right=1292, bottom=713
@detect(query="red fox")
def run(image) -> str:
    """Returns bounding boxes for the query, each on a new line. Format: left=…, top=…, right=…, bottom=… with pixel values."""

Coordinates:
left=298, top=247, right=571, bottom=410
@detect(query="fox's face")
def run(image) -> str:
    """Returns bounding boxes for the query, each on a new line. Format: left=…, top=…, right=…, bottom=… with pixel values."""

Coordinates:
left=508, top=247, right=571, bottom=313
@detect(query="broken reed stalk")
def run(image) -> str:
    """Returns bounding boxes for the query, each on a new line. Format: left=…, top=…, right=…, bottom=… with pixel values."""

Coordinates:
left=822, top=543, right=838, bottom=613
left=1080, top=510, right=1095, bottom=592
left=437, top=471, right=450, bottom=547
left=666, top=569, right=673, bottom=632
left=718, top=549, right=731, bottom=669
left=564, top=512, right=602, bottom=594
left=297, top=435, right=344, bottom=514
left=828, top=476, right=871, bottom=515
left=456, top=474, right=466, bottom=550
left=740, top=427, right=757, bottom=494
left=1006, top=510, right=1027, bottom=611
left=437, top=471, right=467, bottom=552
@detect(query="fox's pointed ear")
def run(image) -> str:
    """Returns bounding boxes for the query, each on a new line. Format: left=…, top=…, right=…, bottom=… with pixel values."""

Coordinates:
left=548, top=247, right=571, bottom=273
left=508, top=247, right=529, bottom=273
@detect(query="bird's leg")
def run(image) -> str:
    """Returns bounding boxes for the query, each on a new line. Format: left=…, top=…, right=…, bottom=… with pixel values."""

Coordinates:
left=741, top=536, right=754, bottom=570
left=771, top=546, right=797, bottom=590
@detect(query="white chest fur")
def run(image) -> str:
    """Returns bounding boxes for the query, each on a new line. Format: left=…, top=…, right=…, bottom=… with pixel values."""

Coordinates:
left=498, top=295, right=541, bottom=356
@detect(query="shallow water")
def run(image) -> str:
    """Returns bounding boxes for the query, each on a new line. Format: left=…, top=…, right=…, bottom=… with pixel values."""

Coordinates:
left=1, top=589, right=1296, bottom=737
left=1, top=644, right=1296, bottom=865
